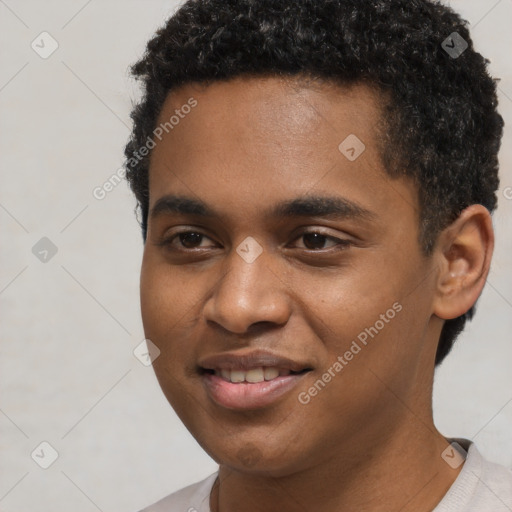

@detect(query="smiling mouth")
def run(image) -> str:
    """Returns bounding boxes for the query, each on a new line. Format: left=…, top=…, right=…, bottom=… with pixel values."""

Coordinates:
left=199, top=365, right=313, bottom=410
left=200, top=366, right=311, bottom=384
left=197, top=350, right=314, bottom=409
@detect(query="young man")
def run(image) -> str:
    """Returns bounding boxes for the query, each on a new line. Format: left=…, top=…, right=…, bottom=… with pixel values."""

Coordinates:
left=124, top=0, right=511, bottom=510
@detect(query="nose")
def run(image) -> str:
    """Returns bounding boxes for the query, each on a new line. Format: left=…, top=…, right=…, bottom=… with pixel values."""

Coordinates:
left=202, top=245, right=292, bottom=335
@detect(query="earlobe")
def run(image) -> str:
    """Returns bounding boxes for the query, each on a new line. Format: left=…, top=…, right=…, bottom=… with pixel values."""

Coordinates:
left=433, top=205, right=494, bottom=320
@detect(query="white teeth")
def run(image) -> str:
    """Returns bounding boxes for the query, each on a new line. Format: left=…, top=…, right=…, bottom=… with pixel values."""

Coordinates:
left=246, top=367, right=265, bottom=383
left=264, top=367, right=279, bottom=380
left=215, top=366, right=290, bottom=383
left=230, top=370, right=245, bottom=383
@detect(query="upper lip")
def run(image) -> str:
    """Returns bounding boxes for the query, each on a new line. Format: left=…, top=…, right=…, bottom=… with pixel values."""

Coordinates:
left=198, top=349, right=313, bottom=373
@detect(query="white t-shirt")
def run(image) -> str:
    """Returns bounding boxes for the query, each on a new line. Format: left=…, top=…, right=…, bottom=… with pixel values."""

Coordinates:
left=139, top=440, right=512, bottom=512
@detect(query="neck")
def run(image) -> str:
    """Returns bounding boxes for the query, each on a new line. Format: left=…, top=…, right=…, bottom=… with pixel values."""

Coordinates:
left=211, top=421, right=462, bottom=512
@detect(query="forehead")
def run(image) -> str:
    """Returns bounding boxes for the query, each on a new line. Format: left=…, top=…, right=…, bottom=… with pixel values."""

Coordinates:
left=152, top=76, right=383, bottom=156
left=147, top=76, right=416, bottom=225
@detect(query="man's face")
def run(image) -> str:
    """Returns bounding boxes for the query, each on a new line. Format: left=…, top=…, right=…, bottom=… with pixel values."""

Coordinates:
left=140, top=77, right=439, bottom=475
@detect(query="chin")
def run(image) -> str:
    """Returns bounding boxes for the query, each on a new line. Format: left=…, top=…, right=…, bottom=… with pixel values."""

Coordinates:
left=198, top=435, right=313, bottom=478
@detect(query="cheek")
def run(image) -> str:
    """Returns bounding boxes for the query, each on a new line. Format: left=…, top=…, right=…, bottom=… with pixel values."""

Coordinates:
left=140, top=255, right=194, bottom=334
left=298, top=268, right=400, bottom=338
left=140, top=262, right=166, bottom=340
left=139, top=257, right=199, bottom=378
left=140, top=258, right=200, bottom=410
left=297, top=257, right=428, bottom=372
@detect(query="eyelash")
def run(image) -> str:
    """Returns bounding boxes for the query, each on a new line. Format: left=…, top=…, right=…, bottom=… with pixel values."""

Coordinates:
left=157, top=230, right=352, bottom=253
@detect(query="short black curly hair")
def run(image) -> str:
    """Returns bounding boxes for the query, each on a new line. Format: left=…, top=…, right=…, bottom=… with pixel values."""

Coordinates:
left=124, top=0, right=503, bottom=366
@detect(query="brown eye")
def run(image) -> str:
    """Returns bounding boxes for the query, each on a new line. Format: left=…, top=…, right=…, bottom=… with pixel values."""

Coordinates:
left=179, top=232, right=204, bottom=248
left=302, top=232, right=330, bottom=250
left=157, top=230, right=217, bottom=251
left=295, top=231, right=352, bottom=253
left=294, top=231, right=349, bottom=251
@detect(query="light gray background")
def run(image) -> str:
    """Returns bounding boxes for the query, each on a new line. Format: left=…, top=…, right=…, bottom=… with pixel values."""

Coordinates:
left=0, top=1, right=511, bottom=511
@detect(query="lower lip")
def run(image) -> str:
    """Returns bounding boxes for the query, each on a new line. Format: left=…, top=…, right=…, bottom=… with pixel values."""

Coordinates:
left=202, top=373, right=307, bottom=410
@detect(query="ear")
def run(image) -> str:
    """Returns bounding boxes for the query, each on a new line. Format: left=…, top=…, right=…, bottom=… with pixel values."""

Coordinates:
left=432, top=204, right=494, bottom=320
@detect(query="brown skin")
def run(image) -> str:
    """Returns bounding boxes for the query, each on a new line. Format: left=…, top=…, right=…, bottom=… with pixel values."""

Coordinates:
left=140, top=76, right=494, bottom=512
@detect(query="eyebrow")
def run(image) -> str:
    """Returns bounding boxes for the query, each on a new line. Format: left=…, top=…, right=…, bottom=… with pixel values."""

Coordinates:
left=149, top=194, right=376, bottom=222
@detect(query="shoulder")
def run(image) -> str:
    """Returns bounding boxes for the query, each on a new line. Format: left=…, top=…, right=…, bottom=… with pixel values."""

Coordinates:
left=478, top=447, right=512, bottom=508
left=137, top=472, right=218, bottom=512
left=435, top=440, right=512, bottom=512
